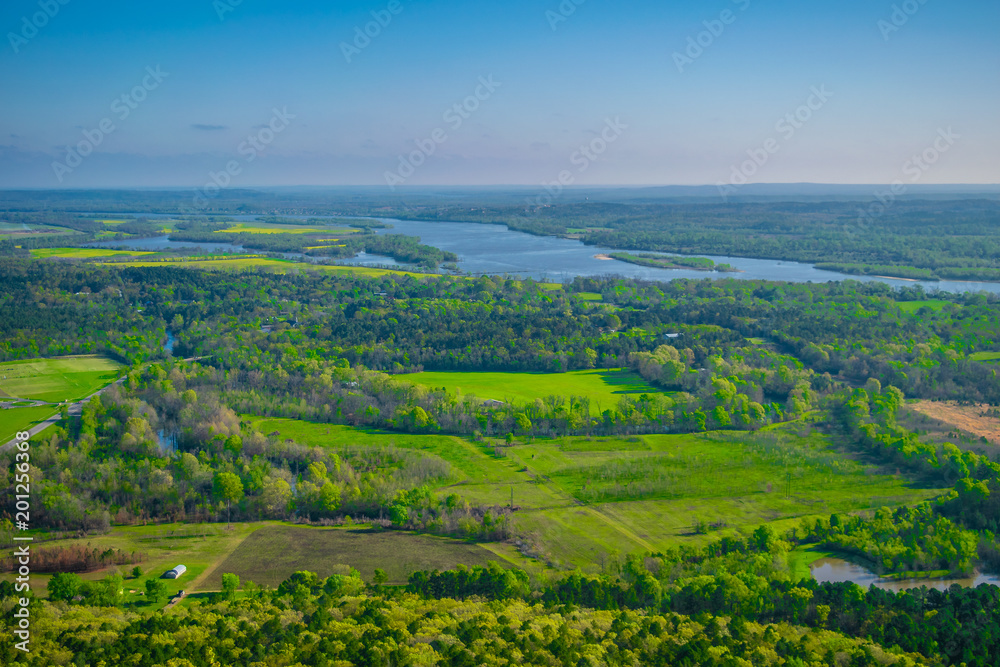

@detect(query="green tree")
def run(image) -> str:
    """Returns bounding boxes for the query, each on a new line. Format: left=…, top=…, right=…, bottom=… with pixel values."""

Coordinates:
left=261, top=477, right=293, bottom=519
left=48, top=572, right=82, bottom=602
left=214, top=472, right=244, bottom=526
left=145, top=578, right=168, bottom=603
left=222, top=573, right=240, bottom=600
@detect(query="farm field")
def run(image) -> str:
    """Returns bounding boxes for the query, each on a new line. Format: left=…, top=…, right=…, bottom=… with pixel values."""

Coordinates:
left=971, top=351, right=1000, bottom=363
left=216, top=222, right=360, bottom=235
left=400, top=369, right=661, bottom=413
left=116, top=256, right=431, bottom=278
left=245, top=417, right=941, bottom=569
left=30, top=247, right=157, bottom=259
left=0, top=523, right=259, bottom=605
left=201, top=525, right=504, bottom=588
left=0, top=405, right=58, bottom=443
left=0, top=224, right=80, bottom=240
left=0, top=355, right=123, bottom=402
left=908, top=400, right=1000, bottom=444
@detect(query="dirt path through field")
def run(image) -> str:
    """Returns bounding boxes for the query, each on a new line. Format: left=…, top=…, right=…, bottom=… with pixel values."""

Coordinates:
left=908, top=401, right=1000, bottom=443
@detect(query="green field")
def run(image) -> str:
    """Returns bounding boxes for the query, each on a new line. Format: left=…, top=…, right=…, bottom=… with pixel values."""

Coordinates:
left=0, top=405, right=57, bottom=442
left=201, top=525, right=503, bottom=588
left=117, top=256, right=430, bottom=278
left=216, top=222, right=359, bottom=235
left=400, top=369, right=661, bottom=413
left=970, top=351, right=1000, bottom=363
left=0, top=523, right=259, bottom=606
left=30, top=247, right=157, bottom=259
left=0, top=356, right=123, bottom=402
left=898, top=299, right=952, bottom=313
left=246, top=417, right=941, bottom=570
left=0, top=521, right=506, bottom=603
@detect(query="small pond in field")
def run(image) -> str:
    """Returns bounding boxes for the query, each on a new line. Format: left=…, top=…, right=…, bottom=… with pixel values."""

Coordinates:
left=810, top=556, right=1000, bottom=592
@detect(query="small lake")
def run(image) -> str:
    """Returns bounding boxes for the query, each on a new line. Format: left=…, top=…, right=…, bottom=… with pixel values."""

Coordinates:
left=811, top=556, right=1000, bottom=592
left=81, top=212, right=1000, bottom=295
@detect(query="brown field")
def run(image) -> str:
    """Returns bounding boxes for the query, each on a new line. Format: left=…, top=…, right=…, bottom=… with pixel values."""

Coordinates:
left=908, top=401, right=1000, bottom=444
left=200, top=525, right=503, bottom=588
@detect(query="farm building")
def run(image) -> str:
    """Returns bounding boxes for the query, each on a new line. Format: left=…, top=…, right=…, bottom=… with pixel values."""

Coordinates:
left=163, top=564, right=187, bottom=579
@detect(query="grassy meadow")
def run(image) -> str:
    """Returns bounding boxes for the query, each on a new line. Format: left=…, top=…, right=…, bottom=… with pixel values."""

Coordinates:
left=216, top=222, right=359, bottom=235
left=0, top=405, right=58, bottom=442
left=0, top=523, right=258, bottom=607
left=0, top=521, right=512, bottom=606
left=246, top=417, right=941, bottom=570
left=116, top=256, right=430, bottom=278
left=400, top=369, right=662, bottom=413
left=0, top=355, right=123, bottom=402
left=30, top=247, right=158, bottom=259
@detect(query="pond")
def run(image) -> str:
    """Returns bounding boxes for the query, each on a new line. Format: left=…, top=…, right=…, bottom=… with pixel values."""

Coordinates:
left=810, top=556, right=1000, bottom=592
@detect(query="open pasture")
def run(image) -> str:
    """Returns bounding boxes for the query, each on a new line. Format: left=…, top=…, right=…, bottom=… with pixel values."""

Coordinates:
left=245, top=417, right=940, bottom=570
left=30, top=247, right=157, bottom=259
left=0, top=355, right=123, bottom=402
left=0, top=405, right=58, bottom=442
left=117, top=255, right=429, bottom=278
left=0, top=523, right=259, bottom=606
left=216, top=222, right=360, bottom=235
left=400, top=369, right=660, bottom=413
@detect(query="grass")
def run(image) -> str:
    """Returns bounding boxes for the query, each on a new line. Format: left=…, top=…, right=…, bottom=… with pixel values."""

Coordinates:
left=115, top=256, right=430, bottom=278
left=898, top=299, right=952, bottom=313
left=0, top=521, right=507, bottom=606
left=788, top=545, right=839, bottom=581
left=504, top=427, right=942, bottom=567
left=0, top=405, right=58, bottom=442
left=216, top=222, right=359, bottom=235
left=573, top=292, right=603, bottom=302
left=0, top=355, right=123, bottom=402
left=201, top=525, right=503, bottom=588
left=244, top=417, right=941, bottom=571
left=970, top=351, right=1000, bottom=362
left=399, top=369, right=662, bottom=413
left=30, top=247, right=157, bottom=259
left=0, top=523, right=259, bottom=607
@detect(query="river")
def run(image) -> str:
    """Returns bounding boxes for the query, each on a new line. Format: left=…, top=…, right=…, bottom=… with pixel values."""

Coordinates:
left=810, top=556, right=1000, bottom=592
left=84, top=213, right=1000, bottom=295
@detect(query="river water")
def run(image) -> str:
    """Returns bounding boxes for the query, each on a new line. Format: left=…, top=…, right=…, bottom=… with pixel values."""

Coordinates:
left=84, top=213, right=1000, bottom=295
left=810, top=556, right=1000, bottom=592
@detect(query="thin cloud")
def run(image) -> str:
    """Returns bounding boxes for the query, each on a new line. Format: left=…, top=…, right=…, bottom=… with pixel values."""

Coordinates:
left=192, top=124, right=227, bottom=131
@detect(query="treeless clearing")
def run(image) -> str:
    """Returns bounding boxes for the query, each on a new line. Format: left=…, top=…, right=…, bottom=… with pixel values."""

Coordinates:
left=908, top=401, right=1000, bottom=443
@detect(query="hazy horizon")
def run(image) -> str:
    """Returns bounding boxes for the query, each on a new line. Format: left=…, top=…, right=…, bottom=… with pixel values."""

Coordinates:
left=2, top=0, right=998, bottom=189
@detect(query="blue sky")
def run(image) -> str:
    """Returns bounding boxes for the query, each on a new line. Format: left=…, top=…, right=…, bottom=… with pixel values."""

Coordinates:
left=0, top=0, right=996, bottom=187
